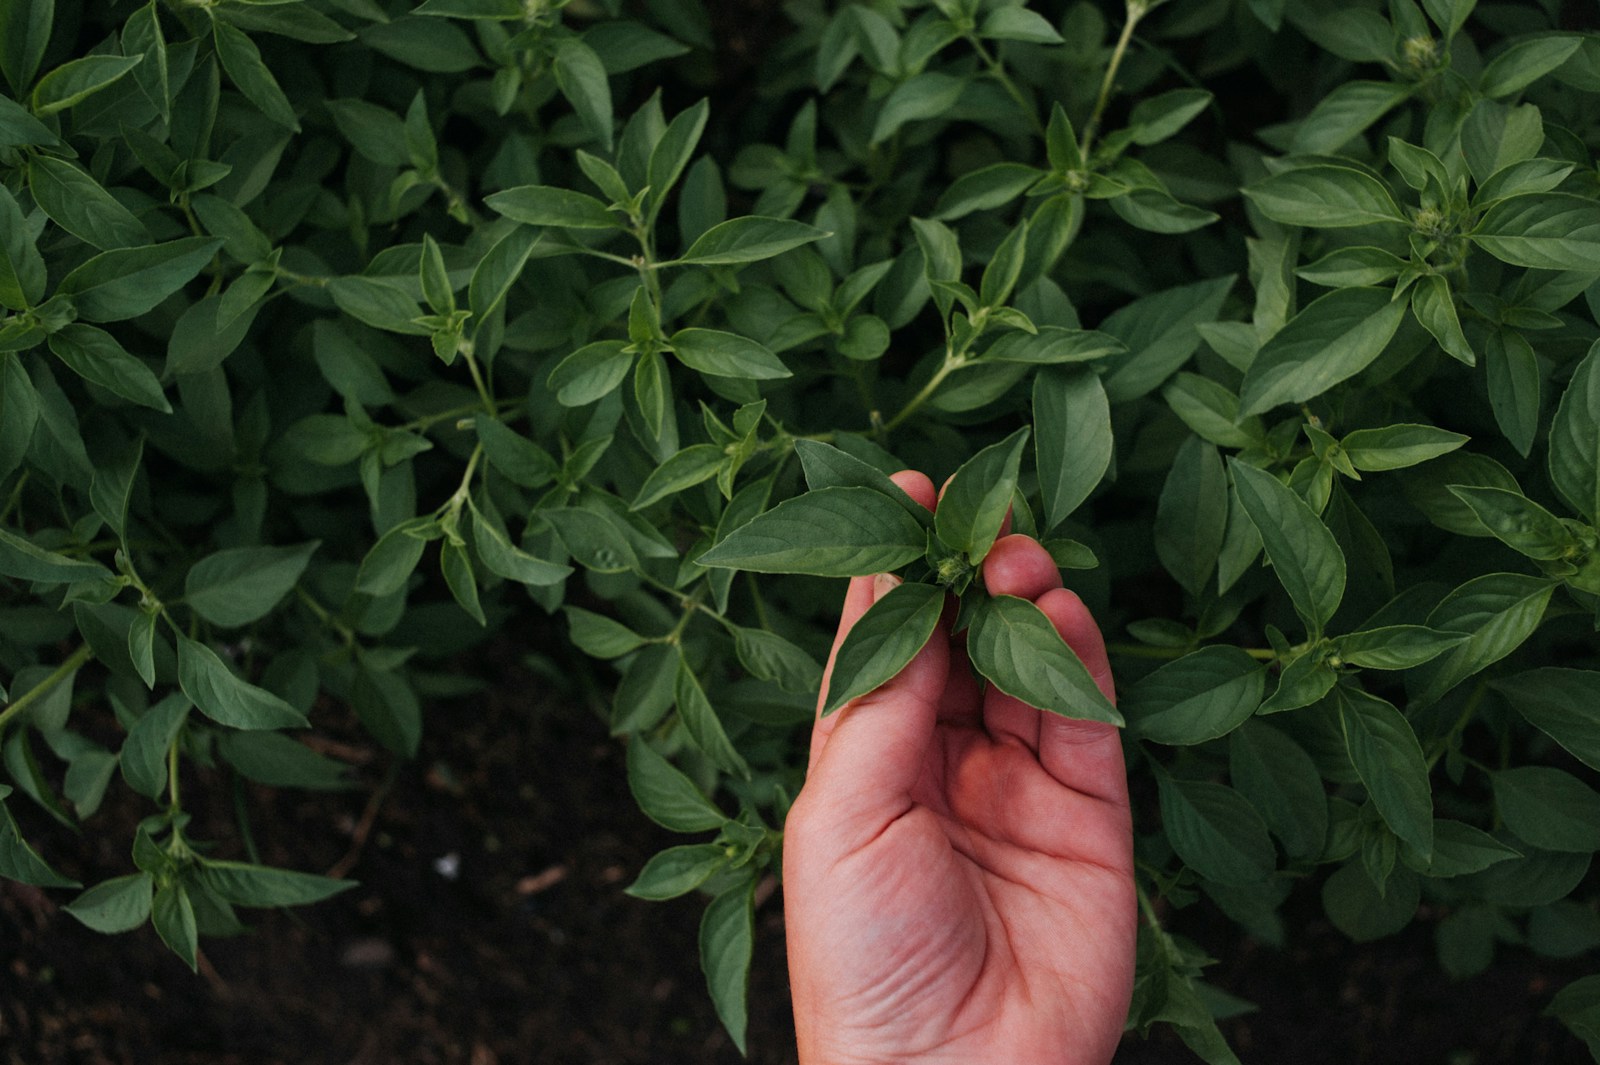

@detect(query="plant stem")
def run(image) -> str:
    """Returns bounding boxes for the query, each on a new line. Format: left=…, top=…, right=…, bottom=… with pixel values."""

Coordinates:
left=968, top=35, right=1047, bottom=137
left=462, top=349, right=496, bottom=414
left=1426, top=681, right=1485, bottom=771
left=879, top=348, right=963, bottom=436
left=1106, top=641, right=1277, bottom=661
left=168, top=736, right=183, bottom=813
left=1080, top=1, right=1146, bottom=160
left=0, top=644, right=93, bottom=738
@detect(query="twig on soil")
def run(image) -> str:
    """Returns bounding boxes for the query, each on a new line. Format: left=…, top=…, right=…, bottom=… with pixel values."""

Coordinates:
left=326, top=762, right=399, bottom=881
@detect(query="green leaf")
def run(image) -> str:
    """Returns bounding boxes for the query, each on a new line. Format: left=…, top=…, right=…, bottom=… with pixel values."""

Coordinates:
left=821, top=582, right=944, bottom=716
left=32, top=53, right=141, bottom=117
left=700, top=878, right=755, bottom=1054
left=467, top=500, right=571, bottom=587
left=1245, top=165, right=1406, bottom=228
left=1162, top=373, right=1262, bottom=449
left=177, top=635, right=309, bottom=730
left=213, top=19, right=300, bottom=130
left=669, top=328, right=791, bottom=380
left=1335, top=625, right=1468, bottom=670
left=871, top=71, right=966, bottom=145
left=198, top=860, right=357, bottom=907
left=1341, top=423, right=1468, bottom=471
left=552, top=37, right=613, bottom=150
left=1492, top=668, right=1600, bottom=772
left=1410, top=573, right=1556, bottom=706
left=151, top=881, right=198, bottom=971
left=484, top=185, right=616, bottom=229
left=967, top=595, right=1122, bottom=725
left=1548, top=340, right=1600, bottom=522
left=1127, top=88, right=1213, bottom=145
left=1155, top=437, right=1229, bottom=598
left=979, top=5, right=1063, bottom=42
left=548, top=340, right=633, bottom=406
left=215, top=731, right=351, bottom=791
left=352, top=666, right=421, bottom=758
left=1156, top=771, right=1276, bottom=885
left=1493, top=767, right=1600, bottom=853
left=1101, top=276, right=1234, bottom=403
left=1446, top=486, right=1576, bottom=560
left=468, top=226, right=540, bottom=336
left=1322, top=861, right=1419, bottom=941
left=984, top=327, right=1124, bottom=365
left=0, top=526, right=112, bottom=584
left=56, top=238, right=221, bottom=323
left=566, top=607, right=646, bottom=659
left=441, top=540, right=485, bottom=625
left=733, top=628, right=822, bottom=695
left=0, top=185, right=44, bottom=311
left=65, top=873, right=154, bottom=934
left=935, top=427, right=1029, bottom=564
left=793, top=438, right=932, bottom=528
left=1480, top=35, right=1583, bottom=98
left=28, top=155, right=146, bottom=250
left=0, top=0, right=52, bottom=95
left=700, top=486, right=926, bottom=576
left=676, top=656, right=749, bottom=779
left=630, top=438, right=726, bottom=505
left=676, top=217, right=828, bottom=265
left=119, top=694, right=190, bottom=801
left=355, top=517, right=437, bottom=596
left=0, top=797, right=79, bottom=888
left=626, top=843, right=727, bottom=900
left=183, top=541, right=318, bottom=627
left=1229, top=722, right=1327, bottom=859
left=1338, top=686, right=1434, bottom=858
left=934, top=162, right=1040, bottom=221
left=476, top=416, right=557, bottom=489
left=648, top=98, right=709, bottom=217
left=1290, top=80, right=1414, bottom=155
left=1472, top=194, right=1600, bottom=271
left=625, top=737, right=725, bottom=832
left=1126, top=646, right=1264, bottom=746
left=1297, top=245, right=1407, bottom=288
left=1485, top=328, right=1541, bottom=456
left=46, top=325, right=169, bottom=413
left=1238, top=287, right=1409, bottom=416
left=1033, top=365, right=1111, bottom=530
left=1228, top=461, right=1346, bottom=635
left=1410, top=820, right=1521, bottom=878
left=324, top=97, right=410, bottom=166
left=1411, top=275, right=1474, bottom=366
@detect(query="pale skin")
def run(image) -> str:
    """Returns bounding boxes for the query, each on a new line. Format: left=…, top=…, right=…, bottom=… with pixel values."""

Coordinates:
left=782, top=470, right=1136, bottom=1065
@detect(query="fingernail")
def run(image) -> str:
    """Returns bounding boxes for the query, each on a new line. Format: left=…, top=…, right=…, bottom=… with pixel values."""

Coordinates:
left=872, top=572, right=902, bottom=599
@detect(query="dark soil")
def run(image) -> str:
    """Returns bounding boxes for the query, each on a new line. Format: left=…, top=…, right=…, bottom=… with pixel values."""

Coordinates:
left=1, top=646, right=1593, bottom=1064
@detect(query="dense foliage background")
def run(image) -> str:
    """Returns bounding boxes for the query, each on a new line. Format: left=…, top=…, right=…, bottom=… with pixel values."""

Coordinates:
left=3, top=0, right=1600, bottom=1059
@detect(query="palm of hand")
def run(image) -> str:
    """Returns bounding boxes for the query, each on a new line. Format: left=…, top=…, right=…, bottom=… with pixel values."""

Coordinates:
left=784, top=473, right=1134, bottom=1065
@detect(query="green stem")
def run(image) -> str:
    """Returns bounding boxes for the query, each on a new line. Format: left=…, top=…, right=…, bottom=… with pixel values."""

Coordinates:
left=1106, top=641, right=1277, bottom=661
left=296, top=585, right=355, bottom=646
left=1136, top=879, right=1163, bottom=930
left=1425, top=682, right=1485, bottom=771
left=0, top=644, right=93, bottom=738
left=880, top=350, right=963, bottom=436
left=968, top=35, right=1046, bottom=137
left=0, top=469, right=29, bottom=526
left=462, top=349, right=496, bottom=414
left=1080, top=0, right=1146, bottom=161
left=167, top=735, right=182, bottom=813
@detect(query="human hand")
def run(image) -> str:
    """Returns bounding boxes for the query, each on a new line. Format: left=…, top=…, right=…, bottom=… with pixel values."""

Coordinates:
left=782, top=470, right=1136, bottom=1065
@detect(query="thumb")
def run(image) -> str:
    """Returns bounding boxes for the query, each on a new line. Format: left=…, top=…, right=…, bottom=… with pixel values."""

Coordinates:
left=803, top=578, right=949, bottom=830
